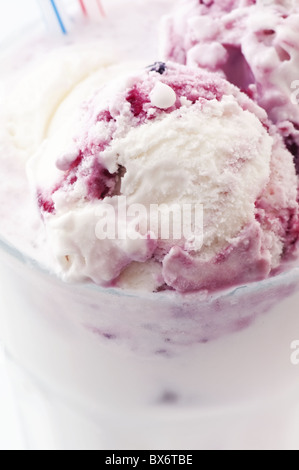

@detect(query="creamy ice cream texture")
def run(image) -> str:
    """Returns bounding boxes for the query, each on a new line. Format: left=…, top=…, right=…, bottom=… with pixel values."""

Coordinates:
left=161, top=0, right=299, bottom=169
left=3, top=1, right=299, bottom=454
left=25, top=59, right=299, bottom=293
left=1, top=0, right=299, bottom=294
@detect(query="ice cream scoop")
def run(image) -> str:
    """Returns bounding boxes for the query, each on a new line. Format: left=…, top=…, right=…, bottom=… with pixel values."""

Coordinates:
left=161, top=0, right=299, bottom=170
left=28, top=61, right=299, bottom=292
left=2, top=0, right=299, bottom=452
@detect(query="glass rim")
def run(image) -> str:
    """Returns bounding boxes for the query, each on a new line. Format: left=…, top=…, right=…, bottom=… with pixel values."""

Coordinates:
left=1, top=232, right=299, bottom=302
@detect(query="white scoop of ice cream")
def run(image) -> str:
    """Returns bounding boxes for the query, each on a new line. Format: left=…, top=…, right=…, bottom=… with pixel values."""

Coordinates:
left=27, top=62, right=299, bottom=292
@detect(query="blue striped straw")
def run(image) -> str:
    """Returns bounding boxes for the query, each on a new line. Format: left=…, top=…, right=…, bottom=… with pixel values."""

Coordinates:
left=49, top=0, right=67, bottom=34
left=37, top=0, right=68, bottom=34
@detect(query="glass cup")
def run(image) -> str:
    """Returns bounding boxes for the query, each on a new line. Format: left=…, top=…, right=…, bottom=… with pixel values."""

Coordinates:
left=1, top=237, right=299, bottom=450
left=1, top=0, right=299, bottom=450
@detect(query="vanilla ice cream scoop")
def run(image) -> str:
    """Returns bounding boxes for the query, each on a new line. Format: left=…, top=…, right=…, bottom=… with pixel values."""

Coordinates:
left=161, top=0, right=299, bottom=170
left=28, top=61, right=299, bottom=293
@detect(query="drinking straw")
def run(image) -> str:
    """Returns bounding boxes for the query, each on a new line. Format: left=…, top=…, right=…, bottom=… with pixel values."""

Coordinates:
left=96, top=0, right=105, bottom=17
left=37, top=0, right=68, bottom=34
left=78, top=0, right=88, bottom=16
left=79, top=0, right=105, bottom=19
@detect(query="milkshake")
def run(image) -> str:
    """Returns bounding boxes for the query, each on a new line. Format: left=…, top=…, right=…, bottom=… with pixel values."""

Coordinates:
left=1, top=0, right=299, bottom=450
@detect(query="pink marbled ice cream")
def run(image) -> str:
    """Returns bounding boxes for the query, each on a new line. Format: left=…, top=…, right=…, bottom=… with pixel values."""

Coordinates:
left=161, top=0, right=299, bottom=169
left=28, top=62, right=299, bottom=293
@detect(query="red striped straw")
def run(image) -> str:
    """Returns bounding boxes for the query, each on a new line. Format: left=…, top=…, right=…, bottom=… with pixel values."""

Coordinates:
left=96, top=0, right=105, bottom=17
left=79, top=0, right=105, bottom=18
left=79, top=0, right=88, bottom=16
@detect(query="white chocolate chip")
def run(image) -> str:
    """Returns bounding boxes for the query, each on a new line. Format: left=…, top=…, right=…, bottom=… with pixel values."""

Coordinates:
left=150, top=82, right=176, bottom=109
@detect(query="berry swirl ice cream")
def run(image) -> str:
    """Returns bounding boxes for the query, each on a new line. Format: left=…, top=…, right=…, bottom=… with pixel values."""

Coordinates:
left=0, top=0, right=298, bottom=297
left=0, top=0, right=299, bottom=296
left=1, top=0, right=299, bottom=452
left=161, top=0, right=299, bottom=169
left=27, top=61, right=299, bottom=292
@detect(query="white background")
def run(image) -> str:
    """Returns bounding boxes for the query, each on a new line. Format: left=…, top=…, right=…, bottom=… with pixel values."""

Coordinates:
left=0, top=0, right=40, bottom=44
